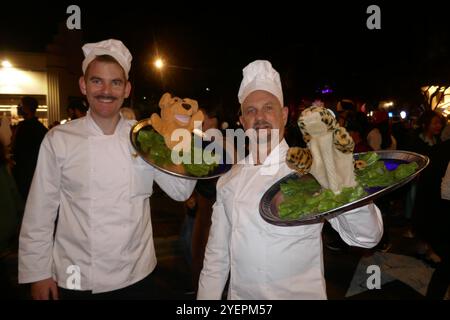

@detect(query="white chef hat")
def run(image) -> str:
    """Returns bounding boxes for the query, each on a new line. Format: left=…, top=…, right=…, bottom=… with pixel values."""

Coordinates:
left=82, top=39, right=132, bottom=79
left=238, top=60, right=284, bottom=107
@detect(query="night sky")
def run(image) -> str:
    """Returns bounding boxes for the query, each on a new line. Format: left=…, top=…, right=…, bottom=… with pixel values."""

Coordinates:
left=2, top=1, right=450, bottom=114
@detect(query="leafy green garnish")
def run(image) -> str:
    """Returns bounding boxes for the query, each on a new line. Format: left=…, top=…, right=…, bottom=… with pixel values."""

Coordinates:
left=355, top=152, right=419, bottom=188
left=137, top=129, right=219, bottom=177
left=278, top=179, right=367, bottom=220
left=137, top=129, right=172, bottom=166
left=279, top=152, right=419, bottom=220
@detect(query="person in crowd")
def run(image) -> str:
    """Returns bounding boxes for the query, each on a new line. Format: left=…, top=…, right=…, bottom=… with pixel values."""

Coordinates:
left=405, top=110, right=446, bottom=264
left=180, top=194, right=197, bottom=267
left=19, top=39, right=196, bottom=300
left=0, top=140, right=23, bottom=299
left=367, top=110, right=397, bottom=151
left=67, top=98, right=88, bottom=120
left=441, top=114, right=450, bottom=142
left=336, top=99, right=356, bottom=128
left=0, top=114, right=12, bottom=148
left=120, top=107, right=136, bottom=120
left=190, top=98, right=225, bottom=293
left=197, top=60, right=383, bottom=299
left=284, top=104, right=306, bottom=148
left=423, top=138, right=450, bottom=299
left=405, top=110, right=445, bottom=156
left=11, top=96, right=48, bottom=201
left=346, top=112, right=372, bottom=153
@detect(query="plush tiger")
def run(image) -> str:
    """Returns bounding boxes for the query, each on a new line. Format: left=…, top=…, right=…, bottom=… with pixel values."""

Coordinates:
left=286, top=106, right=355, bottom=177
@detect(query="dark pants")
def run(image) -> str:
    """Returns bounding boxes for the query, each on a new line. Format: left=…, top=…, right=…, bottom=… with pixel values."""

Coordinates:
left=424, top=200, right=450, bottom=299
left=426, top=228, right=450, bottom=300
left=426, top=252, right=450, bottom=300
left=191, top=194, right=214, bottom=292
left=59, top=272, right=162, bottom=300
left=0, top=257, right=18, bottom=299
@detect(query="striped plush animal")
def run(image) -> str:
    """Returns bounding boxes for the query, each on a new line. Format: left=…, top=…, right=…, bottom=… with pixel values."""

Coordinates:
left=297, top=106, right=354, bottom=154
left=287, top=105, right=357, bottom=194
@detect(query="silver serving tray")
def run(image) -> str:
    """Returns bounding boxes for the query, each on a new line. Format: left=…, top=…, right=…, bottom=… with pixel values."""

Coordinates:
left=130, top=119, right=232, bottom=180
left=259, top=150, right=429, bottom=226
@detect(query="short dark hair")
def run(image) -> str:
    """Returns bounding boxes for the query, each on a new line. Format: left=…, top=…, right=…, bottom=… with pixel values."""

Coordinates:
left=196, top=91, right=223, bottom=118
left=21, top=96, right=39, bottom=112
left=68, top=98, right=88, bottom=113
left=418, top=110, right=445, bottom=131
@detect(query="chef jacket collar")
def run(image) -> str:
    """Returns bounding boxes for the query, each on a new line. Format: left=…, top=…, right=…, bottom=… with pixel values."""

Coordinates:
left=86, top=110, right=126, bottom=136
left=238, top=139, right=288, bottom=167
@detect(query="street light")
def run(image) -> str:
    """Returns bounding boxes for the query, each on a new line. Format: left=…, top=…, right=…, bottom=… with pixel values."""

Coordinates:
left=400, top=111, right=407, bottom=119
left=152, top=56, right=196, bottom=92
left=153, top=57, right=195, bottom=71
left=154, top=58, right=164, bottom=70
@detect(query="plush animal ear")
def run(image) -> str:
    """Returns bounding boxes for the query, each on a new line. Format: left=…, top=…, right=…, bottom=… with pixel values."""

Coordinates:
left=159, top=92, right=173, bottom=109
left=182, top=98, right=199, bottom=111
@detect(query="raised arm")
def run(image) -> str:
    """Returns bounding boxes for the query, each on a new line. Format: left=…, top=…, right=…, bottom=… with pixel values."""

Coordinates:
left=154, top=169, right=196, bottom=201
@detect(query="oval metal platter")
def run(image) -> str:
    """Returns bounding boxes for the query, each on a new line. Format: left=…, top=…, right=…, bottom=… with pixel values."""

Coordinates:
left=259, top=150, right=429, bottom=226
left=130, top=119, right=232, bottom=180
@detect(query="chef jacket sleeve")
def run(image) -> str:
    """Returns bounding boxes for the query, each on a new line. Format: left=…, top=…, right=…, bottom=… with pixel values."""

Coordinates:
left=327, top=202, right=383, bottom=248
left=197, top=192, right=231, bottom=300
left=153, top=170, right=196, bottom=201
left=18, top=135, right=60, bottom=283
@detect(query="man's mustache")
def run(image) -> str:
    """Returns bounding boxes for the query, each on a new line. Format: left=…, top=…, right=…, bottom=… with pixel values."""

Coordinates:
left=94, top=95, right=117, bottom=101
left=253, top=121, right=273, bottom=130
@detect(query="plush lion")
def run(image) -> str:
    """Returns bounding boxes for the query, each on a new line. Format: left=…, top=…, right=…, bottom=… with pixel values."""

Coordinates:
left=150, top=92, right=204, bottom=150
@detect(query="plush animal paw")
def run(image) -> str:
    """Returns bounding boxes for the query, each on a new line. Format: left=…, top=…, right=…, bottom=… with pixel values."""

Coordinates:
left=353, top=159, right=367, bottom=170
left=333, top=126, right=355, bottom=154
left=286, top=147, right=313, bottom=175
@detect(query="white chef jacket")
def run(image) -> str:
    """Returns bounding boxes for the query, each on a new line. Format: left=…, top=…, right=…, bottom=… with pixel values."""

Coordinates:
left=18, top=111, right=196, bottom=293
left=197, top=139, right=383, bottom=300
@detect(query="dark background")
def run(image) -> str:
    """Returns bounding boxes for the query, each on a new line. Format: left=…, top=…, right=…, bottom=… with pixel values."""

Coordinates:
left=2, top=1, right=450, bottom=114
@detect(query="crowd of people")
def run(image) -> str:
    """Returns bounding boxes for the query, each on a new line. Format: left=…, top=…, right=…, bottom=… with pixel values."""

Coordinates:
left=0, top=38, right=449, bottom=300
